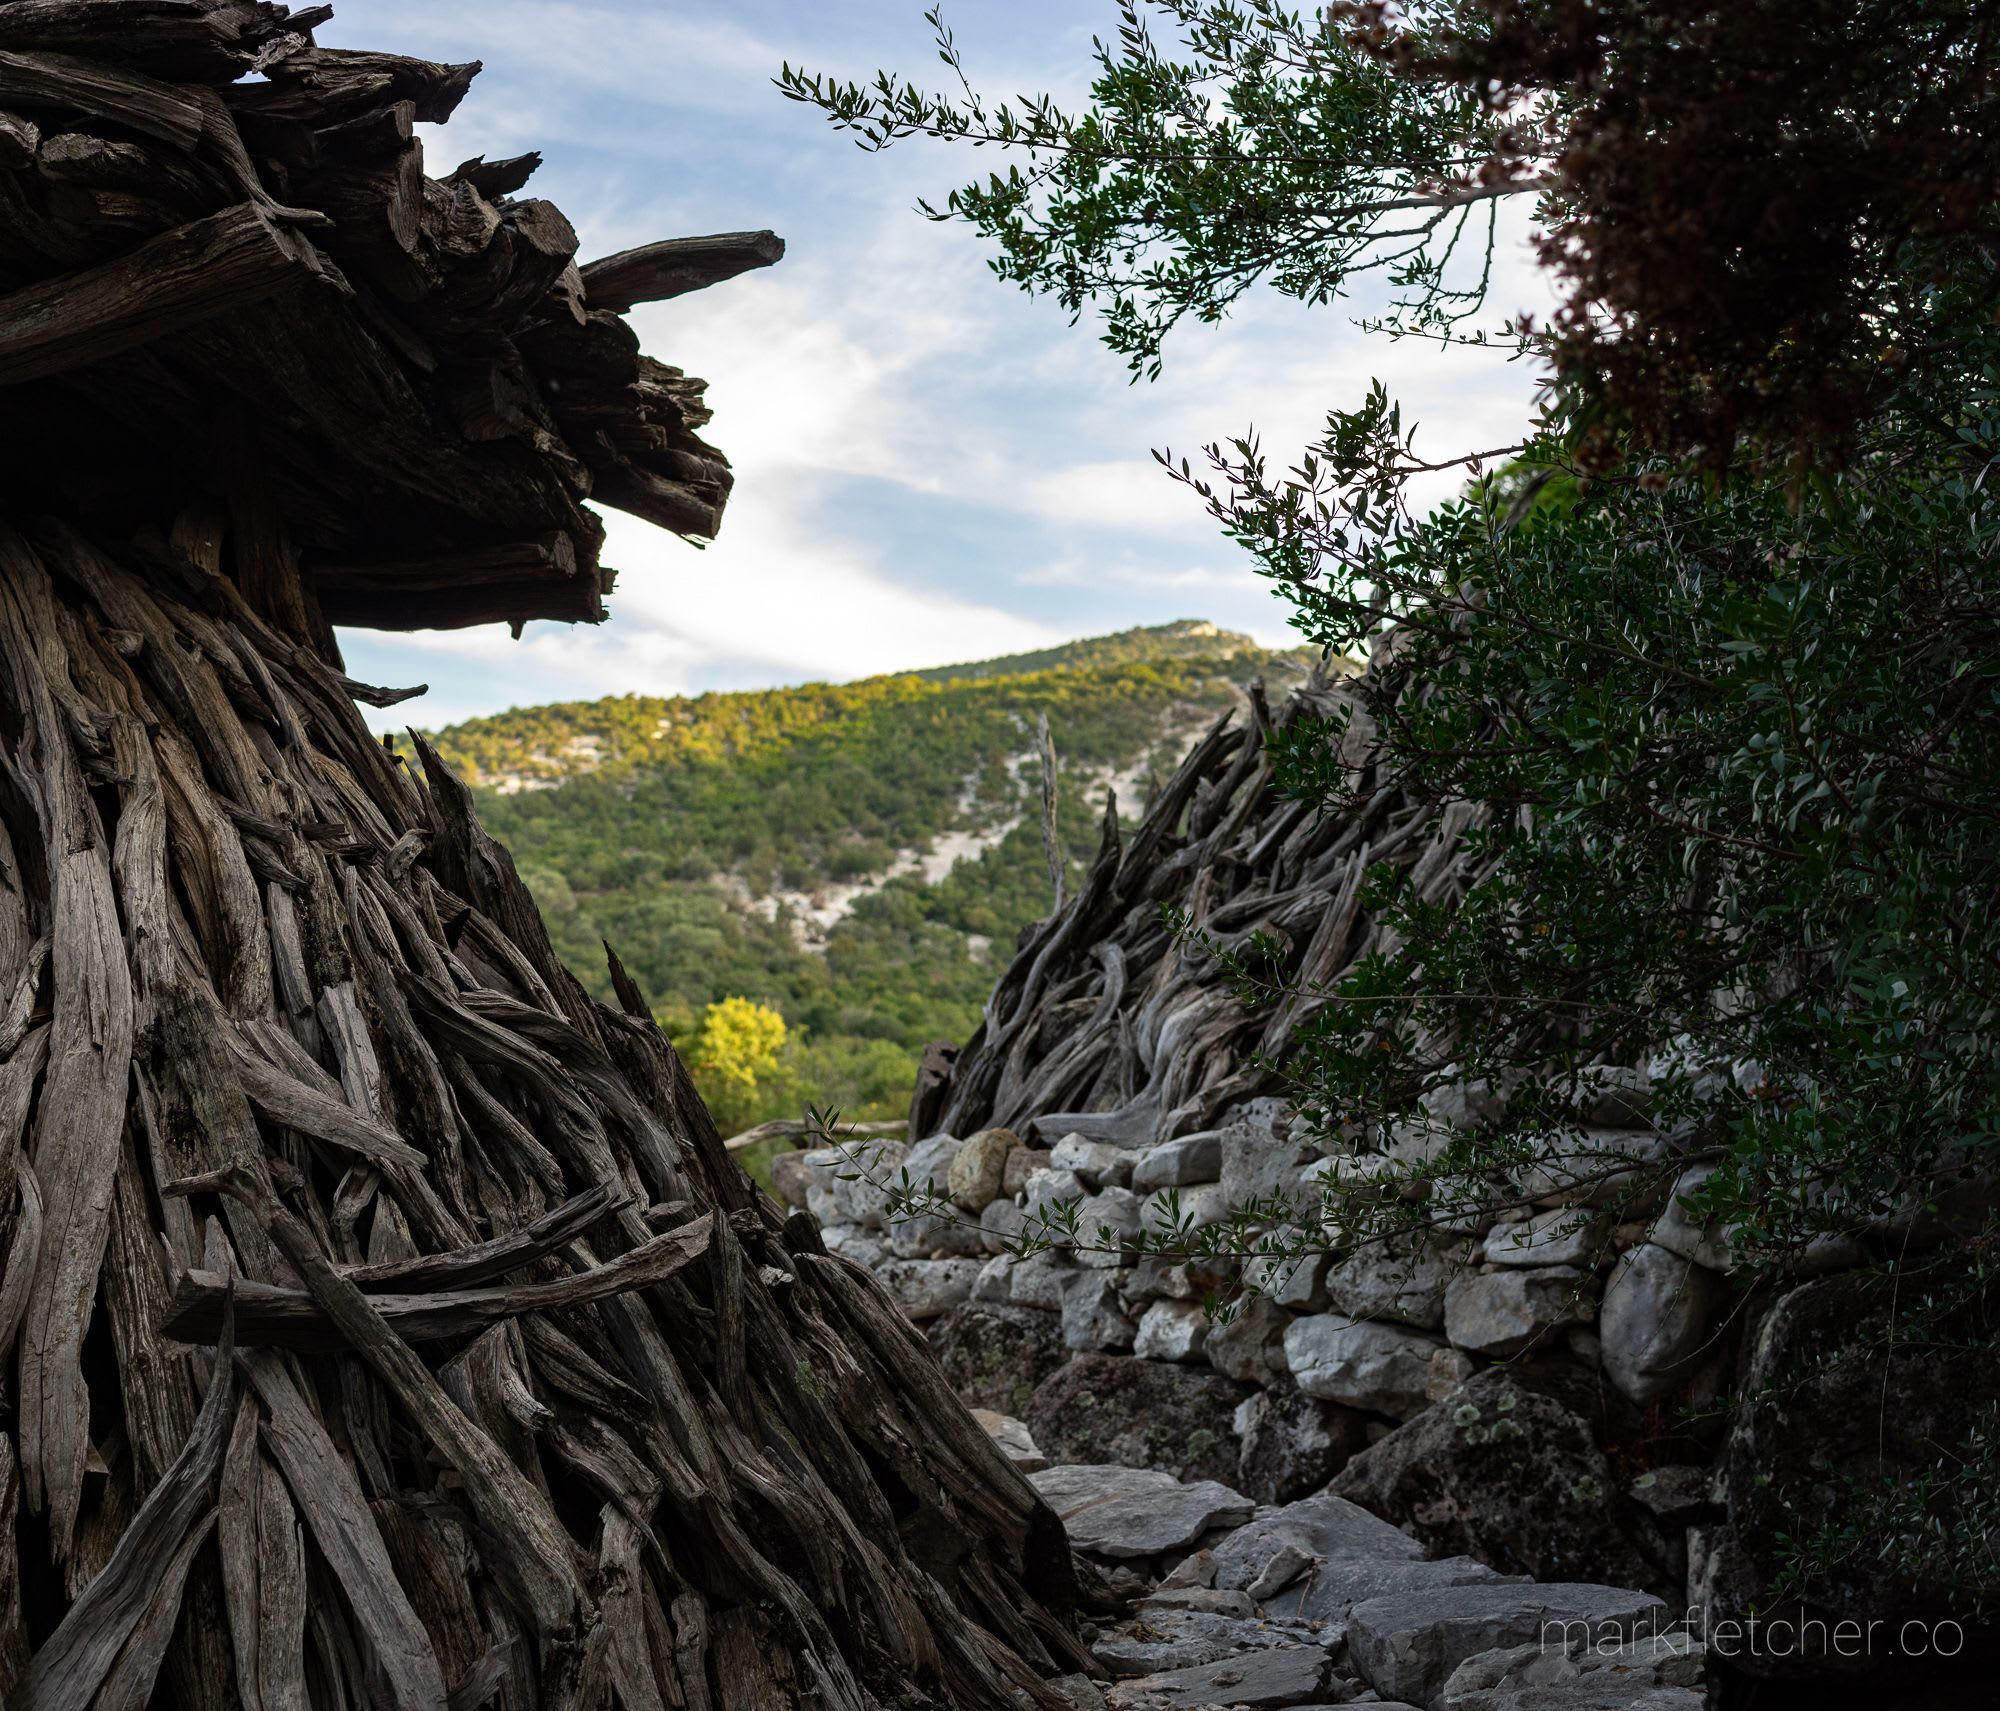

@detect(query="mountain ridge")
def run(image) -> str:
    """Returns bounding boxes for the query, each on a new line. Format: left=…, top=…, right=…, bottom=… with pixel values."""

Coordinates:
left=419, top=620, right=1315, bottom=1130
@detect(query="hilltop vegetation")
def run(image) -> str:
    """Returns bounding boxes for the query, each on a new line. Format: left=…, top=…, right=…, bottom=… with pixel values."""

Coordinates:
left=423, top=622, right=1313, bottom=1128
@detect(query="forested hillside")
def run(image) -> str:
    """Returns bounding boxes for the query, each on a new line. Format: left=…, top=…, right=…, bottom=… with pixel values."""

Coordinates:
left=422, top=622, right=1315, bottom=1127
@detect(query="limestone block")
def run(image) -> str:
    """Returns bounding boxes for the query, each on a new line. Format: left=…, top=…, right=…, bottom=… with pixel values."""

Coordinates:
left=1284, top=1315, right=1443, bottom=1419
left=1131, top=1130, right=1225, bottom=1192
left=1444, top=1266, right=1597, bottom=1358
left=1599, top=1243, right=1725, bottom=1404
left=1052, top=1132, right=1136, bottom=1190
left=1134, top=1299, right=1211, bottom=1363
left=947, top=1125, right=1019, bottom=1211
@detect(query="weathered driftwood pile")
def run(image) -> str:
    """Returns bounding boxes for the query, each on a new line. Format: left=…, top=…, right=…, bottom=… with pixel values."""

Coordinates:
left=917, top=661, right=1480, bottom=1147
left=0, top=5, right=1085, bottom=1709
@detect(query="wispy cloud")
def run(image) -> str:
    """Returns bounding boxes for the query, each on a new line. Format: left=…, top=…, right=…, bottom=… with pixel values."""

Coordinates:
left=328, top=1, right=1557, bottom=729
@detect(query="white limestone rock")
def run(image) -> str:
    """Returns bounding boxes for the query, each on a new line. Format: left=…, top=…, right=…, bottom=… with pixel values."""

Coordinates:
left=1482, top=1207, right=1603, bottom=1268
left=1052, top=1133, right=1136, bottom=1190
left=1131, top=1131, right=1225, bottom=1192
left=1443, top=1265, right=1597, bottom=1358
left=1646, top=1162, right=1735, bottom=1273
left=1134, top=1299, right=1212, bottom=1363
left=1061, top=1270, right=1137, bottom=1352
left=1324, top=1240, right=1470, bottom=1329
left=1074, top=1186, right=1144, bottom=1269
left=1283, top=1315, right=1443, bottom=1419
left=1600, top=1243, right=1725, bottom=1404
left=1205, top=1296, right=1293, bottom=1385
left=875, top=1257, right=983, bottom=1322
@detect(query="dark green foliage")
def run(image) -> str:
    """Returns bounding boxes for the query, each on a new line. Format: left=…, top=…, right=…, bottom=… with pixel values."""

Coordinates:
left=783, top=0, right=2000, bottom=1617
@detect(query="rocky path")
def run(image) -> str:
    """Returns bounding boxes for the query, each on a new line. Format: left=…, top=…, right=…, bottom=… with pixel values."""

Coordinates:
left=996, top=1453, right=1707, bottom=1710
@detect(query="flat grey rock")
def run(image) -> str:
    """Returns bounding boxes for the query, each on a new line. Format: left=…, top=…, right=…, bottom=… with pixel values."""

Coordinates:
left=1091, top=1608, right=1338, bottom=1678
left=1031, top=1463, right=1256, bottom=1559
left=1262, top=1554, right=1517, bottom=1625
left=1108, top=1644, right=1332, bottom=1709
left=1347, top=1583, right=1668, bottom=1708
left=1448, top=1685, right=1702, bottom=1711
left=1211, top=1494, right=1426, bottom=1592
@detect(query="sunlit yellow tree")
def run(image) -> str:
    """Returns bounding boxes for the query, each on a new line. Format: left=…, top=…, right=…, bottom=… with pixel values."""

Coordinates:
left=689, top=996, right=789, bottom=1132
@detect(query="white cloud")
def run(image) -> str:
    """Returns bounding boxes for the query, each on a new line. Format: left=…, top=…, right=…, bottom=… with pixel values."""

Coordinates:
left=329, top=1, right=1562, bottom=724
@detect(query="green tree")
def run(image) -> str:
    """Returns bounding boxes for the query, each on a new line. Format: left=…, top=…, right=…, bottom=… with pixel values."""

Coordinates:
left=786, top=0, right=2000, bottom=1612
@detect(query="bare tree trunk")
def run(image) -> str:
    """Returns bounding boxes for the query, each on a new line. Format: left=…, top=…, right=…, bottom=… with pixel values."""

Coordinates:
left=0, top=6, right=1086, bottom=1708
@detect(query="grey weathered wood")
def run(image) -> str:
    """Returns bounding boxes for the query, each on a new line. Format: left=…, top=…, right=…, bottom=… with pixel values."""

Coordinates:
left=160, top=1208, right=713, bottom=1348
left=0, top=201, right=330, bottom=385
left=580, top=229, right=784, bottom=313
left=0, top=8, right=1085, bottom=1706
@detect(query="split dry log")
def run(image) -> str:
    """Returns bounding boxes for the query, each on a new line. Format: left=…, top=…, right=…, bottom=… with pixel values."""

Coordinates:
left=928, top=659, right=1487, bottom=1142
left=0, top=5, right=1087, bottom=1709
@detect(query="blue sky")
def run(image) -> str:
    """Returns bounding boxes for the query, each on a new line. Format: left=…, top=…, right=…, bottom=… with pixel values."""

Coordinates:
left=327, top=1, right=1552, bottom=727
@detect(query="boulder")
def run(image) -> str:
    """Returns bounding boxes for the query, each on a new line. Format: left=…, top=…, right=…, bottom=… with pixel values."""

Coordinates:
left=1061, top=1271, right=1137, bottom=1352
left=1444, top=1266, right=1597, bottom=1358
left=1329, top=1371, right=1669, bottom=1596
left=1028, top=1463, right=1255, bottom=1559
left=803, top=1138, right=907, bottom=1230
left=1325, top=1239, right=1469, bottom=1329
left=1233, top=1381, right=1373, bottom=1503
left=1261, top=1555, right=1517, bottom=1626
left=1091, top=1606, right=1310, bottom=1677
left=970, top=1408, right=1047, bottom=1473
left=1645, top=1163, right=1734, bottom=1274
left=1210, top=1493, right=1425, bottom=1592
left=1134, top=1299, right=1211, bottom=1363
left=1052, top=1133, right=1136, bottom=1190
left=1206, top=1296, right=1292, bottom=1385
left=1026, top=1353, right=1251, bottom=1486
left=874, top=1257, right=983, bottom=1322
left=1598, top=1244, right=1724, bottom=1405
left=1131, top=1131, right=1225, bottom=1192
left=1345, top=1582, right=1668, bottom=1708
left=903, top=1131, right=965, bottom=1194
left=1449, top=1678, right=1702, bottom=1709
left=1219, top=1113, right=1318, bottom=1213
left=1441, top=1631, right=1705, bottom=1709
left=1074, top=1186, right=1144, bottom=1268
left=1482, top=1209, right=1603, bottom=1269
left=1284, top=1315, right=1443, bottom=1419
left=947, top=1126, right=1019, bottom=1211
left=1697, top=1269, right=1999, bottom=1673
left=927, top=1300, right=1070, bottom=1416
left=1103, top=1646, right=1332, bottom=1709
left=980, top=1196, right=1026, bottom=1252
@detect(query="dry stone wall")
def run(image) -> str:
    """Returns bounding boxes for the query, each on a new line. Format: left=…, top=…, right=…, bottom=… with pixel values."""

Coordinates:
left=766, top=669, right=1960, bottom=1685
